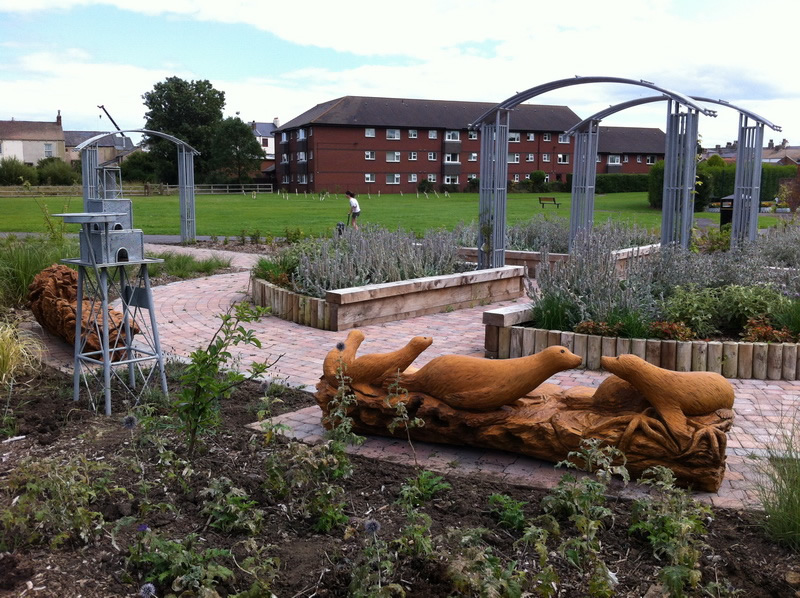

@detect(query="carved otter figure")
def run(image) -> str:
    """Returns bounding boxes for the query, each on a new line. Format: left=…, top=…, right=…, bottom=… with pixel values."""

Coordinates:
left=600, top=354, right=734, bottom=444
left=395, top=345, right=583, bottom=411
left=322, top=330, right=365, bottom=385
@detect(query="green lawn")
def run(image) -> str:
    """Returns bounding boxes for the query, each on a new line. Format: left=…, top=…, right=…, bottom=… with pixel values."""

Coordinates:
left=0, top=192, right=783, bottom=237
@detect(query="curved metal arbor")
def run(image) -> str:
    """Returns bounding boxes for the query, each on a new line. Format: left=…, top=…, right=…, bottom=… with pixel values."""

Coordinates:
left=76, top=129, right=200, bottom=243
left=470, top=77, right=717, bottom=266
left=567, top=97, right=780, bottom=248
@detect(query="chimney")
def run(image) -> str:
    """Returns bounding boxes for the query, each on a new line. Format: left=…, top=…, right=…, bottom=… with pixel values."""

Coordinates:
left=273, top=117, right=280, bottom=128
left=781, top=139, right=788, bottom=149
left=251, top=120, right=257, bottom=131
left=56, top=110, right=62, bottom=126
left=768, top=139, right=774, bottom=149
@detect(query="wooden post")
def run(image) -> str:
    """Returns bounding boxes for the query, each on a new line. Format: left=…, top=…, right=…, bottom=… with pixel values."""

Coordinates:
left=498, top=327, right=511, bottom=359
left=586, top=335, right=602, bottom=370
left=534, top=329, right=548, bottom=353
left=560, top=331, right=575, bottom=353
left=737, top=342, right=753, bottom=379
left=706, top=342, right=723, bottom=374
left=645, top=339, right=661, bottom=366
left=752, top=342, right=768, bottom=380
left=522, top=328, right=535, bottom=356
left=676, top=341, right=692, bottom=372
left=767, top=343, right=783, bottom=380
left=616, top=337, right=631, bottom=356
left=510, top=327, right=524, bottom=358
left=691, top=341, right=708, bottom=371
left=782, top=343, right=797, bottom=380
left=484, top=325, right=499, bottom=358
left=722, top=342, right=739, bottom=378
left=547, top=329, right=561, bottom=347
left=573, top=333, right=588, bottom=368
left=601, top=336, right=617, bottom=359
left=660, top=340, right=677, bottom=370
left=631, top=338, right=646, bottom=359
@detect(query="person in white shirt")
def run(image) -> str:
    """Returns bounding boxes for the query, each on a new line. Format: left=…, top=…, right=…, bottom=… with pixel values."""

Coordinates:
left=346, top=190, right=361, bottom=230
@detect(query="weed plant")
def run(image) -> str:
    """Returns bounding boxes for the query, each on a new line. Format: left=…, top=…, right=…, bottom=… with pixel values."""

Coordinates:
left=0, top=235, right=77, bottom=306
left=199, top=477, right=265, bottom=534
left=147, top=251, right=232, bottom=278
left=396, top=470, right=451, bottom=511
left=752, top=411, right=800, bottom=551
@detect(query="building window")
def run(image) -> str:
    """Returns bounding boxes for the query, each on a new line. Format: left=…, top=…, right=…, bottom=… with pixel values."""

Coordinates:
left=280, top=153, right=288, bottom=164
left=444, top=175, right=459, bottom=185
left=543, top=133, right=551, bottom=142
left=527, top=133, right=535, bottom=141
left=310, top=173, right=314, bottom=182
left=623, top=155, right=629, bottom=163
left=365, top=173, right=376, bottom=183
left=408, top=173, right=417, bottom=183
left=646, top=155, right=657, bottom=165
left=386, top=173, right=400, bottom=185
left=365, top=151, right=375, bottom=160
left=468, top=174, right=477, bottom=180
left=524, top=174, right=531, bottom=180
left=637, top=155, right=642, bottom=163
left=513, top=174, right=520, bottom=182
left=43, top=143, right=53, bottom=157
left=557, top=153, right=569, bottom=164
left=280, top=132, right=288, bottom=143
left=309, top=127, right=313, bottom=136
left=281, top=175, right=289, bottom=184
left=508, top=153, right=520, bottom=164
left=542, top=153, right=551, bottom=162
left=365, top=128, right=376, bottom=138
left=428, top=152, right=437, bottom=161
left=0, top=142, right=3, bottom=155
left=408, top=151, right=417, bottom=161
left=558, top=134, right=569, bottom=143
left=297, top=152, right=307, bottom=162
left=508, top=132, right=520, bottom=143
left=408, top=129, right=418, bottom=139
left=596, top=155, right=601, bottom=163
left=297, top=128, right=307, bottom=140
left=428, top=130, right=438, bottom=139
left=468, top=130, right=478, bottom=140
left=298, top=174, right=308, bottom=184
left=427, top=174, right=437, bottom=182
left=445, top=153, right=459, bottom=163
left=445, top=130, right=460, bottom=141
left=386, top=151, right=401, bottom=162
left=608, top=154, right=621, bottom=165
left=526, top=153, right=535, bottom=162
left=386, top=128, right=400, bottom=140
left=309, top=151, right=314, bottom=160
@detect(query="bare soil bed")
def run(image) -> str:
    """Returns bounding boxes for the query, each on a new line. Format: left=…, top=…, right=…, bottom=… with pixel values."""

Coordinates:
left=1, top=365, right=799, bottom=598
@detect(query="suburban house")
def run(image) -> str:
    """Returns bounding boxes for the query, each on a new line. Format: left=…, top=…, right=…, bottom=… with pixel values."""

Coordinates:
left=0, top=112, right=66, bottom=165
left=250, top=119, right=278, bottom=161
left=703, top=138, right=799, bottom=165
left=64, top=131, right=136, bottom=166
left=595, top=126, right=666, bottom=174
left=275, top=96, right=582, bottom=194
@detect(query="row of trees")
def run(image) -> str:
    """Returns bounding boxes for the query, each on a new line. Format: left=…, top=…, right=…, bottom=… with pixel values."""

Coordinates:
left=0, top=157, right=79, bottom=186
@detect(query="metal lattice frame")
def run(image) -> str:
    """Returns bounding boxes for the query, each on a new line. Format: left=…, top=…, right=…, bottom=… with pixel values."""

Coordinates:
left=477, top=111, right=510, bottom=268
left=470, top=77, right=716, bottom=264
left=661, top=100, right=700, bottom=248
left=569, top=120, right=600, bottom=250
left=76, top=129, right=200, bottom=243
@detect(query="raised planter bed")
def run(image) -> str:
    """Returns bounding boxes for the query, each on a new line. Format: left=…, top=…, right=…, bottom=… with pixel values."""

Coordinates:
left=483, top=302, right=800, bottom=381
left=251, top=266, right=526, bottom=331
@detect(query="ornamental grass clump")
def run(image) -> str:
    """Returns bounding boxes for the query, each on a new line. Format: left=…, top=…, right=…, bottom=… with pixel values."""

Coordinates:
left=255, top=225, right=469, bottom=299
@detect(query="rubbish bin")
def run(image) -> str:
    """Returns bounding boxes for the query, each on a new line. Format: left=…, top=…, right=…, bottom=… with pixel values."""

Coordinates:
left=720, top=206, right=733, bottom=227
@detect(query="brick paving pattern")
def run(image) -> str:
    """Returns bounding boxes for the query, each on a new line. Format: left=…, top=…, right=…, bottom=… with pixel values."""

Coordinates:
left=35, top=244, right=800, bottom=510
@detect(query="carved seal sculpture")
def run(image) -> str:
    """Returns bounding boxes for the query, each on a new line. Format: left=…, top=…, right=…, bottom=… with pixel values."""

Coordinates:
left=394, top=345, right=582, bottom=411
left=322, top=329, right=365, bottom=385
left=600, top=354, right=735, bottom=446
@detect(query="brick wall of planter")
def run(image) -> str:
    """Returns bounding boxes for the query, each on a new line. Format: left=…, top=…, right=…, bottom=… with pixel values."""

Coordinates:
left=483, top=303, right=799, bottom=380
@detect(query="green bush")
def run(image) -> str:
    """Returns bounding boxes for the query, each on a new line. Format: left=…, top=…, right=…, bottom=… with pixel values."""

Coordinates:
left=37, top=158, right=78, bottom=185
left=529, top=170, right=547, bottom=192
left=647, top=160, right=665, bottom=208
left=595, top=173, right=649, bottom=194
left=0, top=157, right=39, bottom=186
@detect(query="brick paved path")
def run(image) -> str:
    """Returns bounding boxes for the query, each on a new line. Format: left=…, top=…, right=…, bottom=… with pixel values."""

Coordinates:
left=38, top=244, right=800, bottom=510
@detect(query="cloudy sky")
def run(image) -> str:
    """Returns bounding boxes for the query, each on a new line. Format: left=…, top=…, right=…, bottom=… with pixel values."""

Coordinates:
left=1, top=0, right=797, bottom=149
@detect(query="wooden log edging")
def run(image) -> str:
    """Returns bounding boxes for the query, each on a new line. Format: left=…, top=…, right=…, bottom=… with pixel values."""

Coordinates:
left=483, top=303, right=800, bottom=380
left=251, top=265, right=525, bottom=331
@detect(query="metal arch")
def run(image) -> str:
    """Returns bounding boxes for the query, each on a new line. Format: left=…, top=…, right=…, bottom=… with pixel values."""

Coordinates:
left=470, top=76, right=716, bottom=127
left=75, top=129, right=200, bottom=153
left=78, top=129, right=199, bottom=243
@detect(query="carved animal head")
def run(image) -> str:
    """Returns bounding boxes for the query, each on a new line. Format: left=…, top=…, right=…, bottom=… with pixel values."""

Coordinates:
left=601, top=353, right=646, bottom=376
left=409, top=336, right=433, bottom=351
left=541, top=345, right=582, bottom=369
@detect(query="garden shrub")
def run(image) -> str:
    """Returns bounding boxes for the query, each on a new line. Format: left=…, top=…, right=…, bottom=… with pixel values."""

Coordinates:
left=595, top=173, right=649, bottom=194
left=0, top=157, right=39, bottom=186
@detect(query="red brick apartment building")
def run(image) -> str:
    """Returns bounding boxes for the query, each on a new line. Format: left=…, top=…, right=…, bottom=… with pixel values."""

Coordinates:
left=275, top=96, right=584, bottom=194
left=595, top=126, right=666, bottom=174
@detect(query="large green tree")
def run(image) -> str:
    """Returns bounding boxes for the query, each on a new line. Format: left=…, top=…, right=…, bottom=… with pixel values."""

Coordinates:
left=211, top=117, right=265, bottom=183
left=142, top=77, right=226, bottom=183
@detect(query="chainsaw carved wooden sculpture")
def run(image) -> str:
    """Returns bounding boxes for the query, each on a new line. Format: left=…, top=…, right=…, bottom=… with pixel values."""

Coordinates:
left=28, top=264, right=139, bottom=362
left=315, top=333, right=734, bottom=492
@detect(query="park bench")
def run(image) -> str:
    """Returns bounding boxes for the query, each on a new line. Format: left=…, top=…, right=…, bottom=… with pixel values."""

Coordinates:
left=538, top=196, right=560, bottom=208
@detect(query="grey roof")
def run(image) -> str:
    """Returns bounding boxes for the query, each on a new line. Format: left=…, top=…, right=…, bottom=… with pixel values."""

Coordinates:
left=64, top=131, right=135, bottom=151
left=0, top=119, right=63, bottom=141
left=596, top=126, right=665, bottom=154
left=251, top=122, right=277, bottom=137
left=278, top=96, right=581, bottom=132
